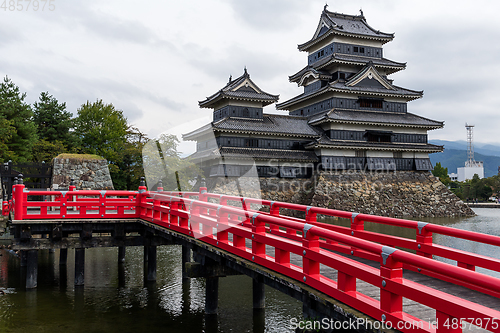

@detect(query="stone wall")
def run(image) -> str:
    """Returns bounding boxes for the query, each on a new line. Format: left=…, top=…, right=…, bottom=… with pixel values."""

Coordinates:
left=52, top=156, right=114, bottom=190
left=310, top=171, right=473, bottom=217
left=208, top=171, right=474, bottom=218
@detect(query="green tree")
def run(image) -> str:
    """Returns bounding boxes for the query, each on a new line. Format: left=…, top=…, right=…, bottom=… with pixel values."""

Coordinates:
left=73, top=99, right=128, bottom=162
left=432, top=162, right=451, bottom=185
left=31, top=140, right=66, bottom=163
left=32, top=91, right=78, bottom=149
left=0, top=76, right=37, bottom=162
left=0, top=115, right=16, bottom=162
left=112, top=127, right=148, bottom=190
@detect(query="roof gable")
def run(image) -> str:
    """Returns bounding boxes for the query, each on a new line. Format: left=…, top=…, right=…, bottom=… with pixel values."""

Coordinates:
left=297, top=69, right=332, bottom=86
left=199, top=68, right=279, bottom=109
left=346, top=64, right=394, bottom=90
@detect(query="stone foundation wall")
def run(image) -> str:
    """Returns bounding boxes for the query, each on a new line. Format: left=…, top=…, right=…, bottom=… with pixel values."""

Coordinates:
left=208, top=171, right=474, bottom=218
left=52, top=157, right=114, bottom=190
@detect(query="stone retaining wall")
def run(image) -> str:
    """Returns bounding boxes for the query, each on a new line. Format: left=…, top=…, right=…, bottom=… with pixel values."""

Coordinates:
left=208, top=171, right=474, bottom=217
left=52, top=157, right=114, bottom=190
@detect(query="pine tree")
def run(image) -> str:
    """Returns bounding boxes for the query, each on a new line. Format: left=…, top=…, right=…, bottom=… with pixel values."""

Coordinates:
left=0, top=76, right=37, bottom=162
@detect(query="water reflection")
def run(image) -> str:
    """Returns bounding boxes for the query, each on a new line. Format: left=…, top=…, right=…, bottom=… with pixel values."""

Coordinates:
left=0, top=245, right=301, bottom=333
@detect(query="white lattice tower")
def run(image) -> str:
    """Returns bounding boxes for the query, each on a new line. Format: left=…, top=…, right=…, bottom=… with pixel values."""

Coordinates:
left=465, top=123, right=475, bottom=167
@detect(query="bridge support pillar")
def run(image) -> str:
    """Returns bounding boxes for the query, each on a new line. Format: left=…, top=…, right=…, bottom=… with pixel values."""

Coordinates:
left=26, top=250, right=38, bottom=289
left=59, top=248, right=68, bottom=265
left=75, top=248, right=85, bottom=286
left=20, top=250, right=27, bottom=267
left=118, top=246, right=126, bottom=263
left=182, top=245, right=191, bottom=281
left=146, top=246, right=157, bottom=281
left=143, top=246, right=149, bottom=262
left=205, top=276, right=219, bottom=315
left=252, top=278, right=265, bottom=309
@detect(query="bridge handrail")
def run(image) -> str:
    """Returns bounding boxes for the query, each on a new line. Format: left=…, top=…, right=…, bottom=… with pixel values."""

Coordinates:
left=184, top=196, right=500, bottom=293
left=148, top=193, right=500, bottom=332
left=190, top=192, right=500, bottom=275
left=7, top=181, right=500, bottom=332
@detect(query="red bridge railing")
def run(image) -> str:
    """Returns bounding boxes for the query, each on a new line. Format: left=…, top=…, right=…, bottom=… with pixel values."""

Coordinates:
left=4, top=180, right=500, bottom=332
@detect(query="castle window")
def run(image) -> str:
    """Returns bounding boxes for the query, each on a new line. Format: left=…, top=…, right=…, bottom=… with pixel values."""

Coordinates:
left=360, top=47, right=365, bottom=53
left=354, top=46, right=359, bottom=52
left=365, top=130, right=392, bottom=143
left=245, top=139, right=258, bottom=147
left=359, top=99, right=383, bottom=109
left=355, top=150, right=367, bottom=158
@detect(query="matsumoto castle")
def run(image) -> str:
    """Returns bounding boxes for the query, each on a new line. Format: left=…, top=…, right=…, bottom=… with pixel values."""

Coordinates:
left=183, top=7, right=444, bottom=179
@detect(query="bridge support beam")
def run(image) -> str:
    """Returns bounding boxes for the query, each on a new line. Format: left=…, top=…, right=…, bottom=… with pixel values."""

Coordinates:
left=59, top=248, right=68, bottom=265
left=253, top=278, right=265, bottom=309
left=118, top=246, right=126, bottom=263
left=146, top=246, right=157, bottom=281
left=205, top=276, right=219, bottom=315
left=26, top=250, right=38, bottom=289
left=75, top=248, right=85, bottom=286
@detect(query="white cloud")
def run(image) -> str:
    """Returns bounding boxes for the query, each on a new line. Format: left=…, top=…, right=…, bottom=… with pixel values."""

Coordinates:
left=1, top=0, right=500, bottom=143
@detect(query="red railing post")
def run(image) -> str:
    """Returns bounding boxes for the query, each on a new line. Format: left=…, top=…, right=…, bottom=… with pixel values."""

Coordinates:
left=13, top=176, right=25, bottom=221
left=302, top=224, right=320, bottom=281
left=380, top=246, right=403, bottom=318
left=251, top=213, right=266, bottom=259
left=198, top=178, right=208, bottom=217
left=232, top=213, right=246, bottom=249
left=350, top=212, right=363, bottom=255
left=270, top=201, right=279, bottom=216
left=416, top=222, right=433, bottom=259
left=216, top=206, right=228, bottom=245
left=137, top=177, right=147, bottom=218
left=170, top=200, right=179, bottom=227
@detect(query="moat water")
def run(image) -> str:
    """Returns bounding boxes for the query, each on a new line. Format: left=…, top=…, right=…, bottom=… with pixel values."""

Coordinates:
left=0, top=208, right=498, bottom=333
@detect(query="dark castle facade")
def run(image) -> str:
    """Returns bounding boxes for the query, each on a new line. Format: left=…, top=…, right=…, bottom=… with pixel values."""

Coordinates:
left=183, top=7, right=443, bottom=179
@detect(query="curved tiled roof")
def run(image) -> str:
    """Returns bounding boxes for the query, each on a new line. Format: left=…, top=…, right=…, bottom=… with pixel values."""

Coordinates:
left=308, top=109, right=444, bottom=129
left=305, top=135, right=443, bottom=153
left=289, top=55, right=405, bottom=83
left=187, top=147, right=319, bottom=163
left=199, top=69, right=279, bottom=108
left=183, top=114, right=321, bottom=140
left=298, top=9, right=394, bottom=52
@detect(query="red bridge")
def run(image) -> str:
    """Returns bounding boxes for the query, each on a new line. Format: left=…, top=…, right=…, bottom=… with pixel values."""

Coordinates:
left=3, top=178, right=500, bottom=332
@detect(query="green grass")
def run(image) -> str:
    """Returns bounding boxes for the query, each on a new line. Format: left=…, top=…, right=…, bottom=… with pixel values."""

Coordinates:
left=54, top=153, right=104, bottom=160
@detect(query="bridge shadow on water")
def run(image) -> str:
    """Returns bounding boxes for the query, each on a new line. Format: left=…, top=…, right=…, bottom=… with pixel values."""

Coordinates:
left=0, top=245, right=303, bottom=333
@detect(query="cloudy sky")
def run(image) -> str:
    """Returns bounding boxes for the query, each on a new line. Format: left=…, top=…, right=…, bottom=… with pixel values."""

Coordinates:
left=1, top=0, right=500, bottom=145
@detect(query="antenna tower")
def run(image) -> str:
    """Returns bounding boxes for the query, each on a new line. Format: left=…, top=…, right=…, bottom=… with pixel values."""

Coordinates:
left=465, top=123, right=479, bottom=167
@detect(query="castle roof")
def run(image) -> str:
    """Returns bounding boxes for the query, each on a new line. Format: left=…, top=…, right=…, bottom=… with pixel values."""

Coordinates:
left=290, top=55, right=405, bottom=83
left=278, top=64, right=423, bottom=110
left=305, top=135, right=444, bottom=153
left=308, top=109, right=444, bottom=129
left=187, top=147, right=319, bottom=163
left=183, top=114, right=321, bottom=141
left=298, top=7, right=394, bottom=52
left=199, top=69, right=279, bottom=109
